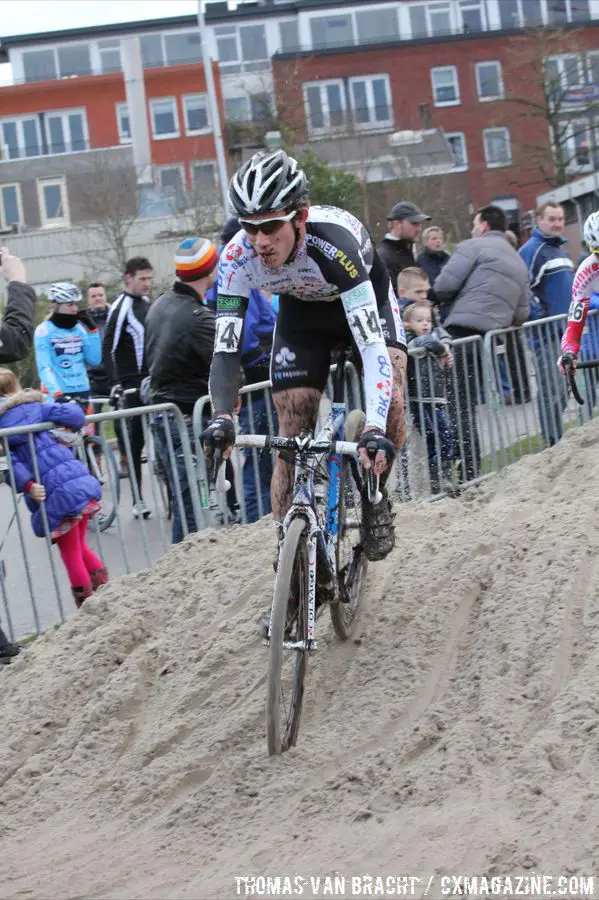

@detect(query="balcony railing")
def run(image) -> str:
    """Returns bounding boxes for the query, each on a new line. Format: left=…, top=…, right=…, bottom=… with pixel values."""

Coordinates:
left=0, top=139, right=91, bottom=162
left=306, top=106, right=393, bottom=138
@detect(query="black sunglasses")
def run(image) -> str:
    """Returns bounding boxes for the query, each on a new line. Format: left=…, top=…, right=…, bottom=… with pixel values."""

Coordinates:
left=239, top=210, right=297, bottom=236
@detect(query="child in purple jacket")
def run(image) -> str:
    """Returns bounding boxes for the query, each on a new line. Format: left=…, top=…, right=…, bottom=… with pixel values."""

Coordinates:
left=0, top=369, right=107, bottom=609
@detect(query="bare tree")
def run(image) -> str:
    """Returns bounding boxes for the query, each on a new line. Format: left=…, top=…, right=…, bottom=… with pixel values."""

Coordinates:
left=504, top=27, right=599, bottom=189
left=73, top=154, right=140, bottom=274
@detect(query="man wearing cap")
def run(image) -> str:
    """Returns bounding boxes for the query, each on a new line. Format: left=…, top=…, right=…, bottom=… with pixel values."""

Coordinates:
left=377, top=201, right=431, bottom=296
left=145, top=237, right=219, bottom=543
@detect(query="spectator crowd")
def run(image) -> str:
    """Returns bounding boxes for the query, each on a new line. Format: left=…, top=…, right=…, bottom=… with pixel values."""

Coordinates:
left=0, top=192, right=591, bottom=648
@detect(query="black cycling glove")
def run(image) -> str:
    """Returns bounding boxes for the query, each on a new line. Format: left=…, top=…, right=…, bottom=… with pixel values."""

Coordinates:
left=200, top=416, right=236, bottom=465
left=77, top=310, right=98, bottom=332
left=357, top=428, right=396, bottom=466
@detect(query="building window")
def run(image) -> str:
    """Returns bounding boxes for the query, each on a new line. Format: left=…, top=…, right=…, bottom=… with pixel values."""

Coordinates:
left=37, top=176, right=69, bottom=228
left=476, top=61, right=504, bottom=101
left=349, top=75, right=392, bottom=128
left=566, top=120, right=592, bottom=169
left=546, top=54, right=585, bottom=92
left=409, top=5, right=428, bottom=37
left=483, top=127, right=512, bottom=167
left=150, top=98, right=179, bottom=139
left=191, top=161, right=217, bottom=195
left=0, top=116, right=42, bottom=160
left=215, top=26, right=239, bottom=69
left=588, top=53, right=599, bottom=87
left=309, top=15, right=355, bottom=50
left=22, top=49, right=57, bottom=82
left=445, top=132, right=468, bottom=169
left=140, top=34, right=164, bottom=68
left=460, top=1, right=485, bottom=33
left=428, top=2, right=452, bottom=35
left=304, top=80, right=346, bottom=132
left=164, top=31, right=202, bottom=65
left=431, top=66, right=460, bottom=106
left=225, top=97, right=250, bottom=122
left=98, top=39, right=121, bottom=73
left=279, top=20, right=299, bottom=52
left=250, top=93, right=272, bottom=121
left=158, top=164, right=186, bottom=209
left=499, top=0, right=588, bottom=28
left=355, top=7, right=399, bottom=44
left=214, top=23, right=268, bottom=73
left=57, top=44, right=92, bottom=78
left=183, top=94, right=210, bottom=134
left=239, top=25, right=268, bottom=63
left=116, top=103, right=131, bottom=143
left=44, top=109, right=87, bottom=154
left=0, top=184, right=23, bottom=230
left=499, top=0, right=542, bottom=27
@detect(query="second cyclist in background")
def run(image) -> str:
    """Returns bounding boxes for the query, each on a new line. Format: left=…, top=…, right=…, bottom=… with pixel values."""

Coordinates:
left=34, top=282, right=101, bottom=404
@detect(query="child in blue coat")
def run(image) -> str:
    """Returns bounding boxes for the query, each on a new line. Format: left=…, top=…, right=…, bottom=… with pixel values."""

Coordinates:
left=0, top=369, right=107, bottom=609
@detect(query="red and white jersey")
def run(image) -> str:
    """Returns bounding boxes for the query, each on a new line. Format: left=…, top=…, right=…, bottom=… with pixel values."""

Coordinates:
left=561, top=254, right=599, bottom=355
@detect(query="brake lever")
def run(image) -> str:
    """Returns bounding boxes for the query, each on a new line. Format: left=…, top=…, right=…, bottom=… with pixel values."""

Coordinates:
left=215, top=459, right=232, bottom=493
left=365, top=441, right=382, bottom=505
left=563, top=357, right=584, bottom=406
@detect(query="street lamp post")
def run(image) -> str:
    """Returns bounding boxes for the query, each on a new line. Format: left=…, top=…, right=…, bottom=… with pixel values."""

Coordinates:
left=197, top=0, right=230, bottom=212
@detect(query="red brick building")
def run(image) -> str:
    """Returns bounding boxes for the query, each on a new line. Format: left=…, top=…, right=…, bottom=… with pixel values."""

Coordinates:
left=0, top=1, right=598, bottom=237
left=273, top=19, right=599, bottom=222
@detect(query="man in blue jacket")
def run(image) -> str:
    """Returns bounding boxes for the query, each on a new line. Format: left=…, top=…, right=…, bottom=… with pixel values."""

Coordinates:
left=205, top=218, right=278, bottom=522
left=519, top=201, right=575, bottom=446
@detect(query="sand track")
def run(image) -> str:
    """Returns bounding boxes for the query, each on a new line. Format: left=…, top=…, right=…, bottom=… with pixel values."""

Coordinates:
left=3, top=419, right=599, bottom=898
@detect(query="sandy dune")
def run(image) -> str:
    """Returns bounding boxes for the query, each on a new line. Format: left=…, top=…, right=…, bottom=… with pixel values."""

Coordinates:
left=2, top=418, right=599, bottom=899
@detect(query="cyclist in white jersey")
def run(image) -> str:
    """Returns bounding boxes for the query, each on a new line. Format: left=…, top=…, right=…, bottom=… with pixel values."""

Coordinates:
left=201, top=150, right=408, bottom=562
left=558, top=212, right=599, bottom=369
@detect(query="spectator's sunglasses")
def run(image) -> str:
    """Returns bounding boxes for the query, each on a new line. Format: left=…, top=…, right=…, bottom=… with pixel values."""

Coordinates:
left=239, top=209, right=297, bottom=236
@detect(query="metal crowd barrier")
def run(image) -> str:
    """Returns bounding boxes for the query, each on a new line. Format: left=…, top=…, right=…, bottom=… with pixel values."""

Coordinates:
left=2, top=314, right=594, bottom=641
left=0, top=401, right=205, bottom=643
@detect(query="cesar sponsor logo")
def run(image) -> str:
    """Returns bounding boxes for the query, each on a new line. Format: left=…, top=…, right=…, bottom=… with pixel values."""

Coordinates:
left=217, top=295, right=244, bottom=312
left=342, top=283, right=371, bottom=310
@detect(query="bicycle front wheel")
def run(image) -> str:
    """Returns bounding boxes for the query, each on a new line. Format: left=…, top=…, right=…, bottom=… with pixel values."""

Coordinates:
left=86, top=436, right=120, bottom=532
left=331, top=409, right=368, bottom=640
left=266, top=516, right=310, bottom=756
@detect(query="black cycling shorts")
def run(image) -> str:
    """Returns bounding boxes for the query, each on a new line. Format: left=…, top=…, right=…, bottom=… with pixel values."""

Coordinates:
left=270, top=294, right=405, bottom=394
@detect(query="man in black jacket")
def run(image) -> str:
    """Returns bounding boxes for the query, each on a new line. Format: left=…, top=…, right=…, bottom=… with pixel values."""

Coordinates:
left=0, top=246, right=36, bottom=664
left=102, top=257, right=153, bottom=518
left=145, top=237, right=218, bottom=543
left=377, top=202, right=431, bottom=296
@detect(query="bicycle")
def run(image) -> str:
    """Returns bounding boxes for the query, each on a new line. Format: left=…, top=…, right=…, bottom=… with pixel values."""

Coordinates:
left=212, top=349, right=379, bottom=756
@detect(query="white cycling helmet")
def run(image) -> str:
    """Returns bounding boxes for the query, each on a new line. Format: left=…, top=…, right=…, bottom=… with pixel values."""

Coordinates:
left=48, top=281, right=82, bottom=304
left=229, top=149, right=308, bottom=217
left=583, top=211, right=599, bottom=253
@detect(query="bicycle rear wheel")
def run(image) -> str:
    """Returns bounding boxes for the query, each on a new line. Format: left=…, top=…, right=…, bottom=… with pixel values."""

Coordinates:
left=266, top=516, right=310, bottom=756
left=86, top=436, right=120, bottom=532
left=330, top=409, right=368, bottom=640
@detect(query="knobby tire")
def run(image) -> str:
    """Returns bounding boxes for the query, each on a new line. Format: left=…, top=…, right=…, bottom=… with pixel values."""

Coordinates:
left=266, top=515, right=309, bottom=756
left=330, top=456, right=368, bottom=640
left=87, top=436, right=120, bottom=532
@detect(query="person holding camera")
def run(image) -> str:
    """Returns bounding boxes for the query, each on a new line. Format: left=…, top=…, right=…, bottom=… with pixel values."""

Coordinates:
left=0, top=246, right=36, bottom=364
left=0, top=246, right=37, bottom=664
